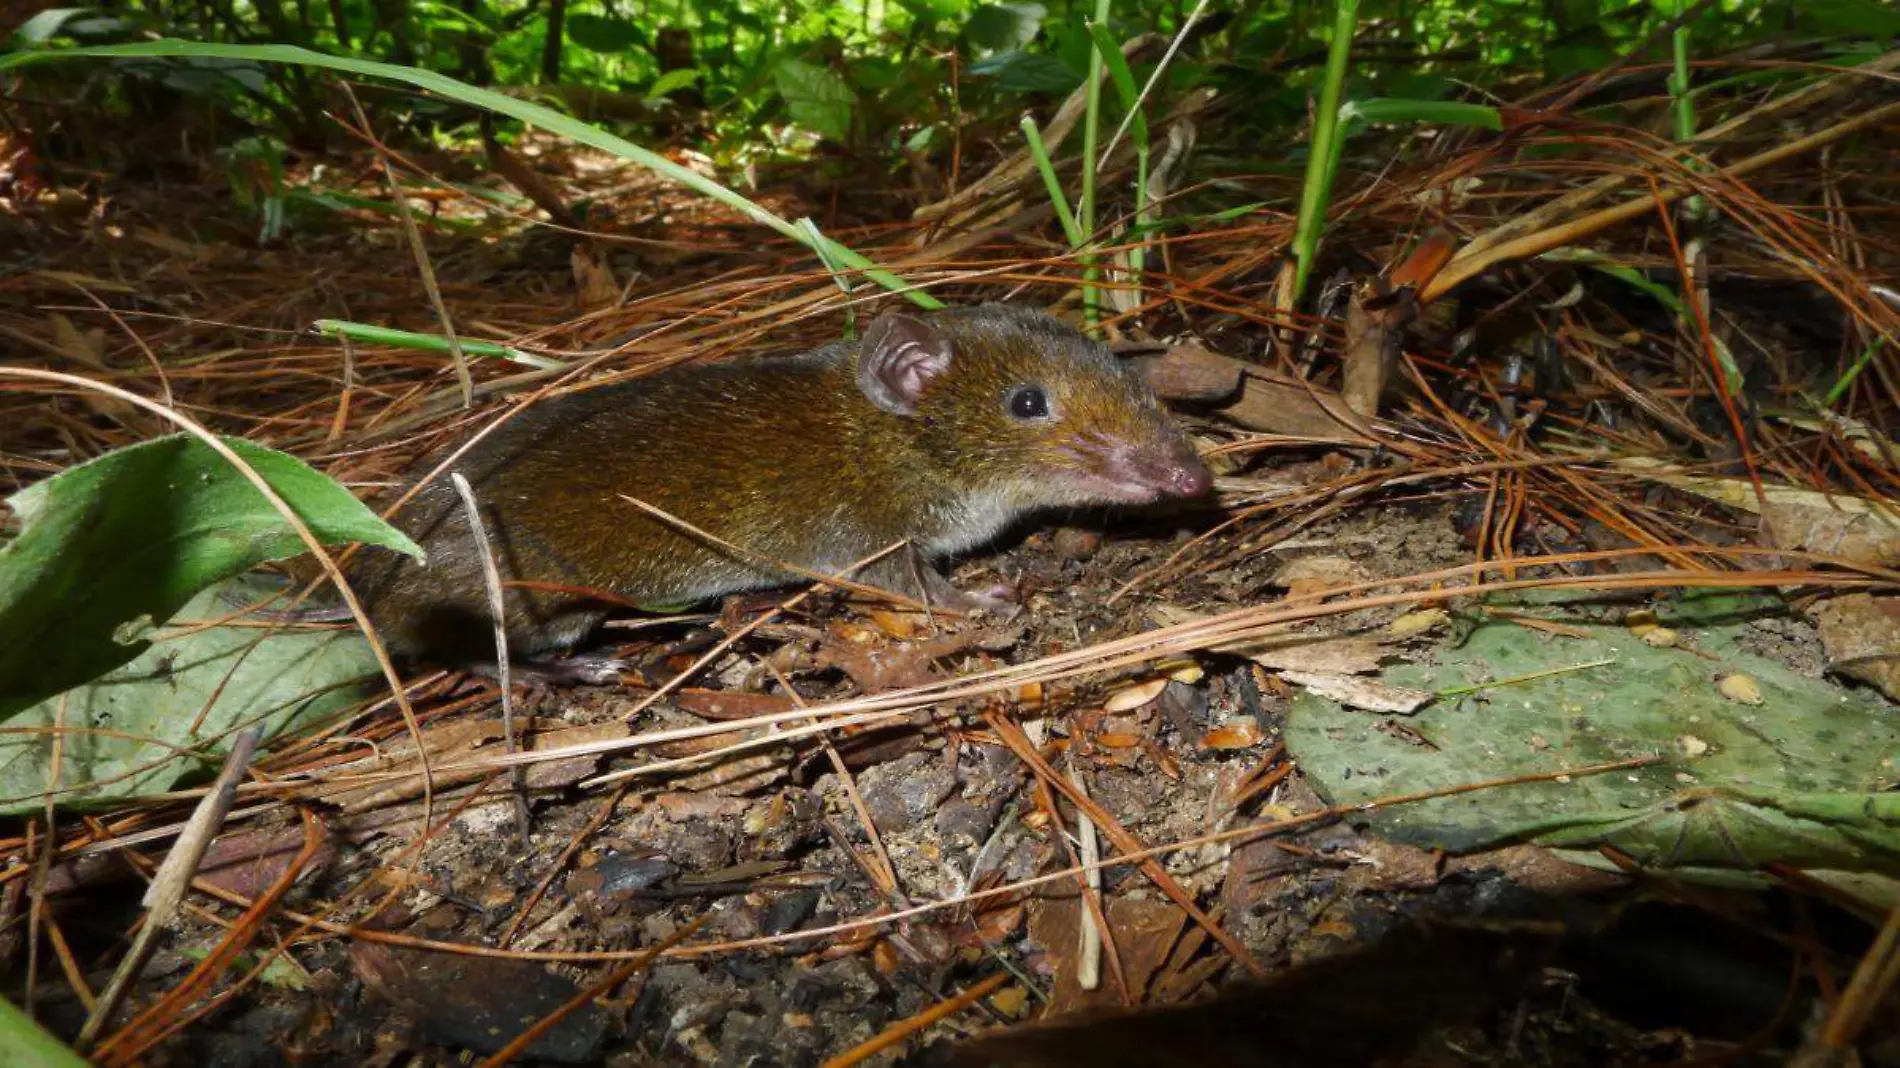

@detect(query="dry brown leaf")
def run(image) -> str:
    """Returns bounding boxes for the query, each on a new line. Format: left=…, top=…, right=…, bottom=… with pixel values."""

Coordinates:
left=1104, top=677, right=1169, bottom=712
left=1808, top=593, right=1900, bottom=702
left=1272, top=554, right=1372, bottom=590
left=1281, top=670, right=1433, bottom=714
left=1200, top=720, right=1265, bottom=750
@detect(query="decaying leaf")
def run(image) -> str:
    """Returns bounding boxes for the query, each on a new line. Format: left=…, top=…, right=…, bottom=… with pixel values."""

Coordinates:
left=1281, top=670, right=1432, bottom=714
left=1288, top=591, right=1900, bottom=879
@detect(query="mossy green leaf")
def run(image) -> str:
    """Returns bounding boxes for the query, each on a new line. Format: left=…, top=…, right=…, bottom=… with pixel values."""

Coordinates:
left=1286, top=591, right=1900, bottom=876
left=0, top=577, right=377, bottom=813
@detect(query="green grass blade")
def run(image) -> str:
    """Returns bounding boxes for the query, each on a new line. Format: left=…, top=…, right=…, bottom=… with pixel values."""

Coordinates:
left=1290, top=0, right=1359, bottom=302
left=1021, top=117, right=1087, bottom=249
left=311, top=320, right=565, bottom=369
left=1340, top=98, right=1502, bottom=130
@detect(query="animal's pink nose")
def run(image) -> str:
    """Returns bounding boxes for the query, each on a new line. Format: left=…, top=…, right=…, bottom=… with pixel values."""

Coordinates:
left=1167, top=455, right=1213, bottom=497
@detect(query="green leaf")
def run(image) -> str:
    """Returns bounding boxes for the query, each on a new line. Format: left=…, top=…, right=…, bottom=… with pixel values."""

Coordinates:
left=8, top=8, right=98, bottom=44
left=964, top=2, right=1046, bottom=54
left=1285, top=591, right=1900, bottom=878
left=1339, top=98, right=1503, bottom=131
left=564, top=13, right=647, bottom=53
left=773, top=57, right=855, bottom=141
left=968, top=50, right=1079, bottom=94
left=0, top=434, right=419, bottom=718
left=1794, top=0, right=1900, bottom=37
left=1085, top=21, right=1146, bottom=151
left=645, top=66, right=702, bottom=99
left=0, top=995, right=88, bottom=1068
left=0, top=577, right=379, bottom=813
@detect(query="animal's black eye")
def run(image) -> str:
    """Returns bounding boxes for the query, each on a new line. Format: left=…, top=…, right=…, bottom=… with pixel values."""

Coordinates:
left=1007, top=386, right=1051, bottom=421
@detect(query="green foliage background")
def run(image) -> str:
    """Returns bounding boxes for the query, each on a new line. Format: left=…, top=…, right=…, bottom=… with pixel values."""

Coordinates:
left=10, top=0, right=1886, bottom=170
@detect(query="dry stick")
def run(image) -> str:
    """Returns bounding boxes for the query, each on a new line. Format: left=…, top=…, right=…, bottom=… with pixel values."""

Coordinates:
left=820, top=972, right=1011, bottom=1068
left=450, top=472, right=532, bottom=846
left=344, top=87, right=473, bottom=409
left=76, top=728, right=261, bottom=1050
left=1463, top=46, right=1900, bottom=262
left=1067, top=753, right=1104, bottom=992
left=986, top=711, right=1266, bottom=980
left=497, top=786, right=630, bottom=949
left=1819, top=901, right=1900, bottom=1051
left=93, top=813, right=328, bottom=1065
left=473, top=914, right=712, bottom=1068
left=24, top=694, right=67, bottom=1016
left=762, top=660, right=901, bottom=897
left=41, top=916, right=95, bottom=1015
left=1031, top=767, right=1130, bottom=1003
left=1425, top=97, right=1900, bottom=304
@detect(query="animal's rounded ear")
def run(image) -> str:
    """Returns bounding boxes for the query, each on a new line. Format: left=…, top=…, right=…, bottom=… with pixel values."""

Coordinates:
left=857, top=312, right=953, bottom=416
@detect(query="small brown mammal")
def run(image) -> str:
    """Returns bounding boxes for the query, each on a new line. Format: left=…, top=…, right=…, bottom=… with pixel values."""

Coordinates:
left=350, top=303, right=1211, bottom=664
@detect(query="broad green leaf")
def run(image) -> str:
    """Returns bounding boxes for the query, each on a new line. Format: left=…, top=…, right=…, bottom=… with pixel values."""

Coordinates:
left=0, top=577, right=379, bottom=813
left=646, top=66, right=702, bottom=99
left=773, top=57, right=855, bottom=141
left=0, top=995, right=87, bottom=1068
left=964, top=2, right=1046, bottom=54
left=0, top=42, right=936, bottom=309
left=1794, top=0, right=1900, bottom=37
left=1286, top=590, right=1900, bottom=877
left=8, top=8, right=98, bottom=43
left=968, top=50, right=1079, bottom=94
left=0, top=434, right=419, bottom=718
left=565, top=13, right=646, bottom=53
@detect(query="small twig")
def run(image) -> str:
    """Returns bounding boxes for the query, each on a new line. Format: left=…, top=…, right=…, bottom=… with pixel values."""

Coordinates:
left=77, top=728, right=262, bottom=1049
left=1066, top=752, right=1104, bottom=992
left=1435, top=657, right=1617, bottom=698
left=474, top=913, right=711, bottom=1068
left=761, top=660, right=901, bottom=897
left=343, top=85, right=474, bottom=408
left=451, top=472, right=532, bottom=848
left=819, top=972, right=1010, bottom=1068
left=1819, top=901, right=1900, bottom=1051
left=498, top=786, right=630, bottom=949
left=1096, top=0, right=1209, bottom=168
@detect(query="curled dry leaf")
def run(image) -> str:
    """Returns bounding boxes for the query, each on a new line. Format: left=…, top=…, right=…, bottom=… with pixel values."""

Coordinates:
left=1104, top=677, right=1169, bottom=713
left=1614, top=457, right=1900, bottom=567
left=1200, top=719, right=1265, bottom=750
